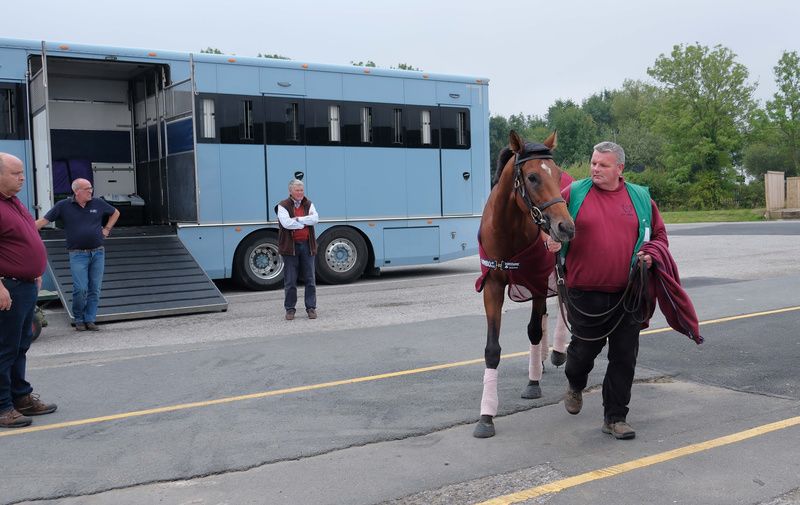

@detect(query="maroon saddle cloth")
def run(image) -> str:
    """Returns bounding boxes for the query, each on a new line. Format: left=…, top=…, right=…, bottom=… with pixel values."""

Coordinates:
left=475, top=235, right=555, bottom=302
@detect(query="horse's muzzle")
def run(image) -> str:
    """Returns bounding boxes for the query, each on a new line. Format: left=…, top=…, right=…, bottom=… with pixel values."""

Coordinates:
left=551, top=219, right=575, bottom=243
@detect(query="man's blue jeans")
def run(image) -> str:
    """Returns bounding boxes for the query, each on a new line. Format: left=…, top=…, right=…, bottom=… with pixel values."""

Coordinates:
left=0, top=279, right=37, bottom=412
left=69, top=247, right=105, bottom=324
left=282, top=241, right=316, bottom=312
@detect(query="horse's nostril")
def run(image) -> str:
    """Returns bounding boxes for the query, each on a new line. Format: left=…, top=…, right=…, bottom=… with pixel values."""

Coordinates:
left=560, top=221, right=575, bottom=239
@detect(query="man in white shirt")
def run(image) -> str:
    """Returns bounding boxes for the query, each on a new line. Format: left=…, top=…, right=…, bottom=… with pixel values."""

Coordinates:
left=275, top=179, right=319, bottom=320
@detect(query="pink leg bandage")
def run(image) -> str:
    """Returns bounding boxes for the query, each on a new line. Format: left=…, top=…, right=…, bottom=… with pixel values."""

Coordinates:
left=480, top=368, right=499, bottom=416
left=528, top=342, right=543, bottom=381
left=553, top=302, right=569, bottom=354
left=540, top=315, right=549, bottom=363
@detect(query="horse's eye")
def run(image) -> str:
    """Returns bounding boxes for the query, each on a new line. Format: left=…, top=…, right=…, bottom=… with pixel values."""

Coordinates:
left=526, top=173, right=540, bottom=185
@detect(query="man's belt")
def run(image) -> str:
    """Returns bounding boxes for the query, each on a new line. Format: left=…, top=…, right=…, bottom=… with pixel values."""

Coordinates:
left=0, top=276, right=36, bottom=283
left=68, top=246, right=104, bottom=252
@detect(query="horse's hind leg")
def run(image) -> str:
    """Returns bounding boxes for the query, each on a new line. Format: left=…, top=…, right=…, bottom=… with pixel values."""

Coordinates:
left=522, top=297, right=547, bottom=399
left=474, top=279, right=504, bottom=439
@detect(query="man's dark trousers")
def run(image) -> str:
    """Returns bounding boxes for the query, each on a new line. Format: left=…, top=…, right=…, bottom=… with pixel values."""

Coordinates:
left=282, top=241, right=316, bottom=312
left=0, top=279, right=37, bottom=412
left=564, top=288, right=640, bottom=423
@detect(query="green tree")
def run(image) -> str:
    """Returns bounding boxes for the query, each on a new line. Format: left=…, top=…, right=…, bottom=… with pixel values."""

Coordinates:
left=488, top=113, right=548, bottom=182
left=200, top=47, right=224, bottom=54
left=766, top=50, right=800, bottom=175
left=609, top=80, right=667, bottom=171
left=615, top=120, right=665, bottom=172
left=258, top=53, right=290, bottom=60
left=610, top=80, right=663, bottom=126
left=582, top=90, right=614, bottom=131
left=647, top=44, right=757, bottom=183
left=393, top=63, right=421, bottom=71
left=546, top=100, right=598, bottom=166
left=351, top=60, right=377, bottom=67
left=742, top=109, right=795, bottom=177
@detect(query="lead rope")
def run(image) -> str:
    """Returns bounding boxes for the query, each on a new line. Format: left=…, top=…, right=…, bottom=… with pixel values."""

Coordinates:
left=555, top=256, right=650, bottom=342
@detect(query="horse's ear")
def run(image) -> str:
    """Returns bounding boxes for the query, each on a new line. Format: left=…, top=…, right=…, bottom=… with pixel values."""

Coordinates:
left=543, top=130, right=558, bottom=151
left=509, top=130, right=524, bottom=153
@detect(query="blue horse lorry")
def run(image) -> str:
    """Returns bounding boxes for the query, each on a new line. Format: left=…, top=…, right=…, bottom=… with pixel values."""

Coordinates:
left=0, top=38, right=490, bottom=321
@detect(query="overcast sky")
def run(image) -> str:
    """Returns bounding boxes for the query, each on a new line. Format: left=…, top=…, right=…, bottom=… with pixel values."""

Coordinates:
left=3, top=0, right=797, bottom=118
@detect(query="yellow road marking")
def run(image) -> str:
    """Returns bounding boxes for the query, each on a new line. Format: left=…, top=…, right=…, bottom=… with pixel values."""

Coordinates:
left=2, top=305, right=799, bottom=438
left=476, top=415, right=800, bottom=505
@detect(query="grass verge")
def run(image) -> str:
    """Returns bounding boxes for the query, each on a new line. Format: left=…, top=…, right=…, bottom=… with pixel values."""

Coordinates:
left=661, top=208, right=766, bottom=224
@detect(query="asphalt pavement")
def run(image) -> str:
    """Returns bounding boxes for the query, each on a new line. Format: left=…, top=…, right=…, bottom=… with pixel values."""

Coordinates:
left=1, top=220, right=798, bottom=505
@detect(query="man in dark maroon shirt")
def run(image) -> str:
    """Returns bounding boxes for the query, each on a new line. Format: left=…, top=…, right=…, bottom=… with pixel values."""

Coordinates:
left=547, top=142, right=667, bottom=440
left=0, top=153, right=57, bottom=429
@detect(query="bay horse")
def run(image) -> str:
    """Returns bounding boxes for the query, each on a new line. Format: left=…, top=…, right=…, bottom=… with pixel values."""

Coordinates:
left=473, top=131, right=575, bottom=438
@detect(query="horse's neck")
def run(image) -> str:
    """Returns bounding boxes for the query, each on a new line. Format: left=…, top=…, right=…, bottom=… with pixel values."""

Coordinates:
left=483, top=167, right=540, bottom=252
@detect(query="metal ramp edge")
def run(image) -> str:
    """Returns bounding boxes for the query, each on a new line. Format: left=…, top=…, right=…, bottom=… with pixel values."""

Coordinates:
left=42, top=231, right=228, bottom=323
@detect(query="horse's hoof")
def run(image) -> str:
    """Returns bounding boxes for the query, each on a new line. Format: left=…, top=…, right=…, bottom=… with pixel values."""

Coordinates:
left=473, top=420, right=496, bottom=438
left=521, top=381, right=542, bottom=399
left=551, top=350, right=567, bottom=367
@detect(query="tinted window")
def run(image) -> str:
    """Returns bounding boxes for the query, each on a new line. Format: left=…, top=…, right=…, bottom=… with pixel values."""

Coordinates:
left=265, top=97, right=304, bottom=145
left=371, top=105, right=395, bottom=147
left=217, top=94, right=264, bottom=144
left=404, top=105, right=439, bottom=148
left=440, top=107, right=470, bottom=149
left=0, top=85, right=26, bottom=140
left=341, top=102, right=362, bottom=146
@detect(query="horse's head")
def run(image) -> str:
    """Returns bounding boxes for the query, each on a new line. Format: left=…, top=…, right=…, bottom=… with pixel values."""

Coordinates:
left=508, top=131, right=575, bottom=243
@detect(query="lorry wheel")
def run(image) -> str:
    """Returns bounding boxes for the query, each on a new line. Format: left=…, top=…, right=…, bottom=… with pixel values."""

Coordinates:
left=233, top=231, right=284, bottom=290
left=315, top=227, right=368, bottom=284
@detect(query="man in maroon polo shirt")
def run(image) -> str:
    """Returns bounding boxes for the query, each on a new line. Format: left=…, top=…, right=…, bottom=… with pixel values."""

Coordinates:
left=0, top=152, right=57, bottom=429
left=547, top=142, right=667, bottom=440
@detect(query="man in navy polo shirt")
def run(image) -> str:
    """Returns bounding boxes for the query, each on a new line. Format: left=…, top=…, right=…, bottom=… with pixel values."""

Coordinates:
left=36, top=178, right=119, bottom=331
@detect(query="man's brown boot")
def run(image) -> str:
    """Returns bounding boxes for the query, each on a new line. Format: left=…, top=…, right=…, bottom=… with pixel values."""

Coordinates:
left=0, top=408, right=32, bottom=428
left=602, top=420, right=636, bottom=440
left=564, top=388, right=583, bottom=415
left=13, top=394, right=57, bottom=416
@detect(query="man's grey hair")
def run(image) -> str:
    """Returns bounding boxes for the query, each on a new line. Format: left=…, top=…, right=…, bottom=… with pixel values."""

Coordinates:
left=71, top=179, right=81, bottom=192
left=593, top=141, right=625, bottom=166
left=288, top=178, right=304, bottom=190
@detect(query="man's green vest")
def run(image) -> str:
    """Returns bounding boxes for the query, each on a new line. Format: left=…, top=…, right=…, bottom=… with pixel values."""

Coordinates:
left=560, top=178, right=652, bottom=267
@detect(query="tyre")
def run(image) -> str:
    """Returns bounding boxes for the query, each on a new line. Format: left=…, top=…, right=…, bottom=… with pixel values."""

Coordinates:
left=232, top=231, right=284, bottom=290
left=316, top=227, right=368, bottom=284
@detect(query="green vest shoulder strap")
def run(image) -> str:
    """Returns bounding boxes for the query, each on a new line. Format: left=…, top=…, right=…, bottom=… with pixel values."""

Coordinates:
left=558, top=178, right=592, bottom=261
left=560, top=180, right=652, bottom=266
left=625, top=182, right=652, bottom=266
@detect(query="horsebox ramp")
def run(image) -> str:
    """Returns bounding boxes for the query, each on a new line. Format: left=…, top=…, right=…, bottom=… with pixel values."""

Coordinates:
left=41, top=226, right=228, bottom=323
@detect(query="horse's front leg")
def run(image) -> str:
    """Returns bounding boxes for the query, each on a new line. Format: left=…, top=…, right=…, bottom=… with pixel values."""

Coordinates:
left=474, top=279, right=505, bottom=439
left=522, top=296, right=548, bottom=399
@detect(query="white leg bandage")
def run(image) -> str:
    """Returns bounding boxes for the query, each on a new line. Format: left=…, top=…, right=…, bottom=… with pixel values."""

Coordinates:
left=480, top=368, right=499, bottom=416
left=528, top=342, right=543, bottom=381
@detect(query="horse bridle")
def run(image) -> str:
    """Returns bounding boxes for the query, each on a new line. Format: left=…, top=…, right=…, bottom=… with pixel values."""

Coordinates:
left=513, top=148, right=565, bottom=232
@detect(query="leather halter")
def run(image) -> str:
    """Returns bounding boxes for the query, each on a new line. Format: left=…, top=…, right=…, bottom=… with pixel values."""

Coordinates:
left=513, top=146, right=565, bottom=231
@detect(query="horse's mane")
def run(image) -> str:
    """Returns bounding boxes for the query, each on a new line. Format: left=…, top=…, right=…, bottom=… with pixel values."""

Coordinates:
left=492, top=147, right=515, bottom=186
